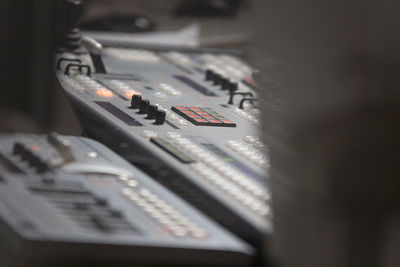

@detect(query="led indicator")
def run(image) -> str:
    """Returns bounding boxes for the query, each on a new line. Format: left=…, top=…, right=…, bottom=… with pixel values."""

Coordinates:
left=96, top=89, right=114, bottom=97
left=125, top=90, right=141, bottom=99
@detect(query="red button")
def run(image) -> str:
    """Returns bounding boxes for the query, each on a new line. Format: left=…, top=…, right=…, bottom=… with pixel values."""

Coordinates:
left=222, top=120, right=233, bottom=123
left=189, top=114, right=200, bottom=118
left=202, top=115, right=213, bottom=119
left=196, top=111, right=206, bottom=115
left=183, top=110, right=193, bottom=114
left=176, top=106, right=187, bottom=110
left=195, top=119, right=207, bottom=122
left=189, top=107, right=200, bottom=110
left=208, top=119, right=222, bottom=123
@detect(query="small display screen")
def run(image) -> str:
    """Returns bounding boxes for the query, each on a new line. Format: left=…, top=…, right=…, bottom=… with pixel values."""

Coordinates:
left=202, top=144, right=235, bottom=163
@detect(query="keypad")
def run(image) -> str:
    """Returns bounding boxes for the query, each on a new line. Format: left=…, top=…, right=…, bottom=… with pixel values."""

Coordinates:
left=171, top=106, right=236, bottom=127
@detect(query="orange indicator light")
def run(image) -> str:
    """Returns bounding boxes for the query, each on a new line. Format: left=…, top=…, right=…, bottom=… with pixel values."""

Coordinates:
left=125, top=90, right=141, bottom=99
left=30, top=144, right=40, bottom=151
left=96, top=89, right=114, bottom=97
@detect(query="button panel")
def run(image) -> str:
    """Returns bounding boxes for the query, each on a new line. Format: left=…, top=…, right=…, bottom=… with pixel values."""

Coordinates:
left=119, top=178, right=207, bottom=239
left=171, top=106, right=236, bottom=127
left=164, top=132, right=270, bottom=217
left=225, top=139, right=269, bottom=170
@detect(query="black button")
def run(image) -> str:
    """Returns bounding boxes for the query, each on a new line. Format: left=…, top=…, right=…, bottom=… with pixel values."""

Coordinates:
left=205, top=69, right=214, bottom=81
left=228, top=82, right=238, bottom=93
left=130, top=94, right=142, bottom=109
left=213, top=73, right=222, bottom=85
left=221, top=78, right=230, bottom=90
left=146, top=104, right=158, bottom=119
left=138, top=99, right=150, bottom=114
left=154, top=110, right=166, bottom=125
left=12, top=142, right=25, bottom=155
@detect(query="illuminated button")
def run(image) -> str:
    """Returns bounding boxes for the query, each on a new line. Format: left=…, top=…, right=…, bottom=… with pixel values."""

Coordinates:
left=195, top=118, right=207, bottom=123
left=125, top=90, right=141, bottom=99
left=188, top=114, right=200, bottom=118
left=96, top=89, right=114, bottom=97
left=171, top=106, right=236, bottom=127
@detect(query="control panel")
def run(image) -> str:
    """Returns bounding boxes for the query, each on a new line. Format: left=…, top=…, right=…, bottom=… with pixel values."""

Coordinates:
left=0, top=134, right=253, bottom=266
left=56, top=46, right=270, bottom=249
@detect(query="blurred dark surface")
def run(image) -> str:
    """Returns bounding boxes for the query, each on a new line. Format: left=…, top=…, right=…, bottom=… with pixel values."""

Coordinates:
left=0, top=0, right=60, bottom=131
left=253, top=0, right=400, bottom=266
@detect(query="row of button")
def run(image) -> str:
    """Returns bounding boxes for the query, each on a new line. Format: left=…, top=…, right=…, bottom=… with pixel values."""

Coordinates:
left=200, top=53, right=252, bottom=81
left=243, top=136, right=266, bottom=151
left=172, top=106, right=236, bottom=127
left=75, top=75, right=114, bottom=98
left=130, top=95, right=166, bottom=125
left=164, top=132, right=270, bottom=214
left=119, top=177, right=207, bottom=238
left=58, top=74, right=86, bottom=93
left=205, top=69, right=238, bottom=94
left=163, top=51, right=192, bottom=66
left=190, top=162, right=270, bottom=217
left=225, top=140, right=269, bottom=170
left=153, top=104, right=190, bottom=127
left=158, top=83, right=182, bottom=96
left=104, top=48, right=160, bottom=63
left=234, top=108, right=260, bottom=125
left=109, top=80, right=141, bottom=100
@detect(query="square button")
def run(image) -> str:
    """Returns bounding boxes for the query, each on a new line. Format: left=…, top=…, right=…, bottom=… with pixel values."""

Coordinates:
left=193, top=118, right=209, bottom=126
left=202, top=115, right=213, bottom=119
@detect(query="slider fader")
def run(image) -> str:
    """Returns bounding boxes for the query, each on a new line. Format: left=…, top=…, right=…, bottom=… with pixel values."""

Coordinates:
left=0, top=133, right=253, bottom=266
left=55, top=45, right=270, bottom=252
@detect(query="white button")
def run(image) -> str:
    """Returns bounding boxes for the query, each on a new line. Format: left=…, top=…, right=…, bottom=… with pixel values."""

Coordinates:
left=153, top=92, right=168, bottom=99
left=141, top=130, right=158, bottom=138
left=127, top=180, right=138, bottom=188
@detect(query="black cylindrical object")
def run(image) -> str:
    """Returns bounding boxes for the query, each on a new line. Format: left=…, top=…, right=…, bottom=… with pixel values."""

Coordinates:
left=138, top=99, right=150, bottom=114
left=130, top=94, right=142, bottom=109
left=146, top=105, right=158, bottom=119
left=155, top=110, right=166, bottom=125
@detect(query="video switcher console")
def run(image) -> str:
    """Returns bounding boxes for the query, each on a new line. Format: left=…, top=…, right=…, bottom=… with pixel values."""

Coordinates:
left=56, top=44, right=270, bottom=249
left=0, top=133, right=253, bottom=266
